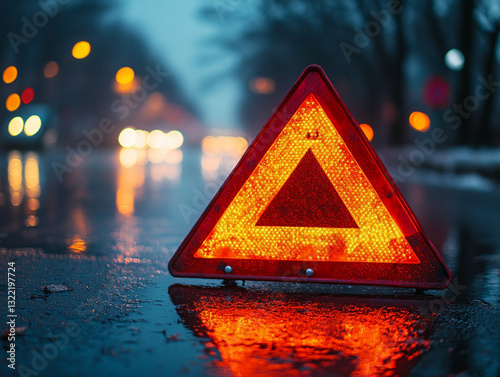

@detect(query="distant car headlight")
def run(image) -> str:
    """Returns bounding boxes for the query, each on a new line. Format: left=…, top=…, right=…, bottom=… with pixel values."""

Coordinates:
left=8, top=116, right=24, bottom=136
left=24, top=115, right=42, bottom=136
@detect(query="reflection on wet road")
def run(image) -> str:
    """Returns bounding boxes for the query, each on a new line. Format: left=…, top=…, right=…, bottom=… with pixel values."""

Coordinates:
left=170, top=285, right=433, bottom=377
left=0, top=148, right=499, bottom=376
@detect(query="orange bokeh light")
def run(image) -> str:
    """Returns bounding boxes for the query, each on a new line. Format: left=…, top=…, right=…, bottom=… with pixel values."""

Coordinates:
left=249, top=77, right=276, bottom=94
left=43, top=61, right=59, bottom=78
left=409, top=111, right=430, bottom=132
left=68, top=237, right=87, bottom=253
left=6, top=93, right=21, bottom=112
left=72, top=41, right=91, bottom=59
left=194, top=94, right=418, bottom=264
left=359, top=123, right=374, bottom=141
left=170, top=286, right=431, bottom=377
left=116, top=152, right=145, bottom=216
left=201, top=136, right=248, bottom=158
left=116, top=67, right=135, bottom=84
left=3, top=66, right=17, bottom=84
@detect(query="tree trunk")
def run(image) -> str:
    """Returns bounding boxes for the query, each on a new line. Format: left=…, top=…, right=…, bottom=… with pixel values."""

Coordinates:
left=455, top=0, right=475, bottom=145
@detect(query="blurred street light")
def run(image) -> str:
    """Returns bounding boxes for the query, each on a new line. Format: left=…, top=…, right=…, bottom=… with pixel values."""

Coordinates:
left=6, top=93, right=21, bottom=112
left=118, top=127, right=137, bottom=148
left=444, top=49, right=464, bottom=71
left=134, top=130, right=149, bottom=148
left=21, top=88, right=35, bottom=104
left=359, top=124, right=374, bottom=141
left=147, top=130, right=165, bottom=149
left=201, top=136, right=248, bottom=158
left=423, top=76, right=450, bottom=108
left=8, top=117, right=24, bottom=136
left=3, top=66, right=17, bottom=84
left=116, top=67, right=135, bottom=84
left=249, top=77, right=276, bottom=94
left=72, top=41, right=91, bottom=59
left=24, top=115, right=42, bottom=136
left=409, top=111, right=430, bottom=132
left=43, top=61, right=59, bottom=78
left=164, top=130, right=184, bottom=149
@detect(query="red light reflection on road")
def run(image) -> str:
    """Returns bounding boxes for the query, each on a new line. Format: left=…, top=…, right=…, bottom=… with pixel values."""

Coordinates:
left=170, top=285, right=432, bottom=377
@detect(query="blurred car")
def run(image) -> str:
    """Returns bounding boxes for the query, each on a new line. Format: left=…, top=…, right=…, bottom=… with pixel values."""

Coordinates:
left=2, top=104, right=57, bottom=149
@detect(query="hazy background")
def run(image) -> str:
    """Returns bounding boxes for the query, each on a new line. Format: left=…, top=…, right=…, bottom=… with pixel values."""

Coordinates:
left=1, top=0, right=499, bottom=155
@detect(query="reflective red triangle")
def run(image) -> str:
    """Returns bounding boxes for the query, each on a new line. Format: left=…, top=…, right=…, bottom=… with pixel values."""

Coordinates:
left=256, top=149, right=358, bottom=228
left=169, top=65, right=452, bottom=289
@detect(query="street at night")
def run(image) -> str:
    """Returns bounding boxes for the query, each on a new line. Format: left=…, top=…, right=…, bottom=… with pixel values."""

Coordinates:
left=1, top=148, right=499, bottom=376
left=2, top=1, right=500, bottom=376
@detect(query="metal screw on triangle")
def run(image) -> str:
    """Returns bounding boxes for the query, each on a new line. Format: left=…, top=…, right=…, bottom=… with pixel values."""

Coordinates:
left=224, top=265, right=233, bottom=274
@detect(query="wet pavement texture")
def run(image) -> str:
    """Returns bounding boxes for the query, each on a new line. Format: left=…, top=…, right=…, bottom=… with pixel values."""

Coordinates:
left=1, top=148, right=499, bottom=377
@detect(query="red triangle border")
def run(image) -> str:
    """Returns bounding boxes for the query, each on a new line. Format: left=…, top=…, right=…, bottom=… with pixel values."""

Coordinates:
left=169, top=65, right=452, bottom=290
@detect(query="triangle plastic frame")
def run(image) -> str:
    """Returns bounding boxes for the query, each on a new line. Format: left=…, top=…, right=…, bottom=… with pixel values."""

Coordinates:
left=169, top=65, right=452, bottom=289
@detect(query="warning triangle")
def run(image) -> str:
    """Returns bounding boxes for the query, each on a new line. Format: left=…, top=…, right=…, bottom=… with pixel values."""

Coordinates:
left=256, top=149, right=357, bottom=228
left=169, top=65, right=452, bottom=289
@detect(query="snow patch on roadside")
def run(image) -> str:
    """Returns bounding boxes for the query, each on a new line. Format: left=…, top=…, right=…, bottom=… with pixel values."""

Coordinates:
left=406, top=170, right=495, bottom=191
left=424, top=147, right=500, bottom=172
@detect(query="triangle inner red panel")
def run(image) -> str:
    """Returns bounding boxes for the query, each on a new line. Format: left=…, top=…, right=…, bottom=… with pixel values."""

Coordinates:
left=256, top=149, right=358, bottom=228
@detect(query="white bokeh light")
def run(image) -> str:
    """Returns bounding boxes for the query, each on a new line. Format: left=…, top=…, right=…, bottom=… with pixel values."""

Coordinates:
left=445, top=49, right=465, bottom=71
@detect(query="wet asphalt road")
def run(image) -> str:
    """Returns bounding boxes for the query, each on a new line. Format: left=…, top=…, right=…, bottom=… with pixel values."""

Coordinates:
left=0, top=148, right=499, bottom=377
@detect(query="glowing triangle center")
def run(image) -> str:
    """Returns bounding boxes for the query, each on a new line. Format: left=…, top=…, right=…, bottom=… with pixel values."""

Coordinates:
left=256, top=149, right=358, bottom=228
left=194, top=94, right=420, bottom=263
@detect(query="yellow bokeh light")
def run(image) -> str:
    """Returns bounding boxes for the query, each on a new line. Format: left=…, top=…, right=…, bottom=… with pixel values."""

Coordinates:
left=409, top=111, right=430, bottom=132
left=3, top=66, right=17, bottom=84
left=25, top=153, right=40, bottom=198
left=24, top=115, right=42, bottom=136
left=201, top=155, right=220, bottom=172
left=8, top=117, right=24, bottom=136
left=28, top=198, right=40, bottom=211
left=115, top=67, right=135, bottom=85
left=118, top=127, right=137, bottom=148
left=134, top=130, right=149, bottom=148
left=43, top=61, right=59, bottom=78
left=8, top=151, right=23, bottom=207
left=194, top=94, right=419, bottom=263
left=25, top=215, right=38, bottom=227
left=359, top=123, right=374, bottom=141
left=165, top=149, right=183, bottom=164
left=147, top=130, right=165, bottom=149
left=116, top=155, right=144, bottom=216
left=164, top=130, right=184, bottom=149
left=147, top=148, right=165, bottom=164
left=119, top=148, right=138, bottom=167
left=201, top=136, right=248, bottom=158
left=72, top=41, right=91, bottom=59
left=6, top=93, right=21, bottom=112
